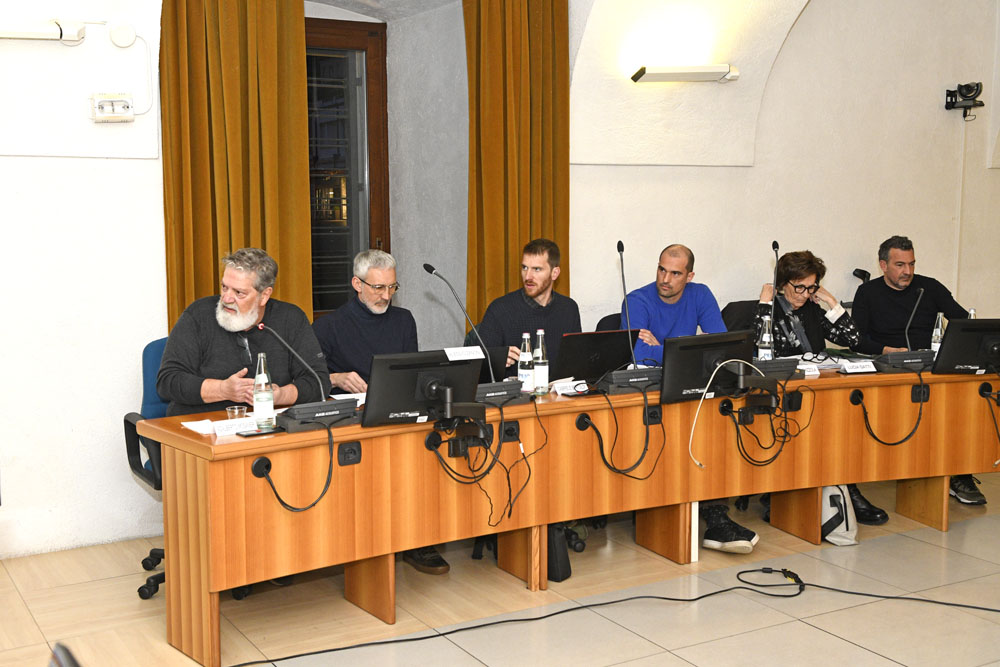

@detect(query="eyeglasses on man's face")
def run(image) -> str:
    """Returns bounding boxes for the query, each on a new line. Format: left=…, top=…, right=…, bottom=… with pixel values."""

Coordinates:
left=359, top=278, right=401, bottom=294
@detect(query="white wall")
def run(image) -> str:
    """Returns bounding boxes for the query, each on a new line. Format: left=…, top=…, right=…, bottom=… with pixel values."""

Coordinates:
left=0, top=0, right=167, bottom=557
left=570, top=0, right=1000, bottom=330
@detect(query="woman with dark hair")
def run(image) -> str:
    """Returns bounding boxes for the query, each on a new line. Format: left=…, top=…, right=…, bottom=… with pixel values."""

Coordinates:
left=754, top=250, right=860, bottom=356
left=752, top=250, right=886, bottom=525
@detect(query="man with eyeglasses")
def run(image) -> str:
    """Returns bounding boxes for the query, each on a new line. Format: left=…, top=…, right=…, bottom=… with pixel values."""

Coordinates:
left=851, top=235, right=983, bottom=505
left=158, top=247, right=331, bottom=416
left=313, top=249, right=416, bottom=394
left=313, top=250, right=451, bottom=575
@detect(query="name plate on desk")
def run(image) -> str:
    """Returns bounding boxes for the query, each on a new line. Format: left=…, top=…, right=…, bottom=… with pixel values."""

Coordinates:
left=839, top=360, right=877, bottom=374
left=213, top=416, right=259, bottom=436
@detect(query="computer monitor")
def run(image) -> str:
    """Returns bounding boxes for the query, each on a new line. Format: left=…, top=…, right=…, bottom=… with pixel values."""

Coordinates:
left=361, top=350, right=483, bottom=427
left=931, top=318, right=1000, bottom=375
left=659, top=330, right=755, bottom=404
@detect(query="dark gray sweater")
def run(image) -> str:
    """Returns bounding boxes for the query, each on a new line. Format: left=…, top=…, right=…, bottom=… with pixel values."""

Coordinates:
left=157, top=296, right=331, bottom=416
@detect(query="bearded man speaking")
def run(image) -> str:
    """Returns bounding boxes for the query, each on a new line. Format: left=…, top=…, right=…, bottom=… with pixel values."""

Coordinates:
left=157, top=247, right=331, bottom=416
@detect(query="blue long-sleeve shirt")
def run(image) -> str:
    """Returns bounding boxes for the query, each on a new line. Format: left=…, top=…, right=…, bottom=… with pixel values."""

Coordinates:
left=622, top=282, right=727, bottom=365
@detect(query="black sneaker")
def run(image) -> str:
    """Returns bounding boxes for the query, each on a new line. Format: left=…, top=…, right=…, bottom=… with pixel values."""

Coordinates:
left=701, top=504, right=759, bottom=554
left=402, top=546, right=450, bottom=574
left=950, top=475, right=987, bottom=505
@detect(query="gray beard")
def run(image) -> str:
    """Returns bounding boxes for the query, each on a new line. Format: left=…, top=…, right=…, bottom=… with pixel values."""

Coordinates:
left=215, top=298, right=260, bottom=332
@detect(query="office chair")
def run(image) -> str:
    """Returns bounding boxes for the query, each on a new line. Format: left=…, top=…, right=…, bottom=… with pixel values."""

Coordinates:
left=595, top=313, right=621, bottom=331
left=124, top=337, right=168, bottom=599
left=721, top=300, right=757, bottom=332
left=124, top=337, right=253, bottom=600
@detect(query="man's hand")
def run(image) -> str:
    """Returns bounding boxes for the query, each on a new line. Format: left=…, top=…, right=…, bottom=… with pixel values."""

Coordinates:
left=201, top=368, right=254, bottom=405
left=637, top=328, right=659, bottom=347
left=505, top=346, right=520, bottom=367
left=882, top=346, right=907, bottom=354
left=272, top=383, right=298, bottom=407
left=330, top=371, right=367, bottom=393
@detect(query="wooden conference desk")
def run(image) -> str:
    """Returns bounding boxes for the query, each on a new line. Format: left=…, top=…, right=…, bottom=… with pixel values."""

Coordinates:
left=137, top=371, right=999, bottom=667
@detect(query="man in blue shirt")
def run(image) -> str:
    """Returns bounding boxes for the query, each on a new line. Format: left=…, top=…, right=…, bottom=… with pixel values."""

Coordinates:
left=623, top=244, right=727, bottom=365
left=622, top=244, right=753, bottom=554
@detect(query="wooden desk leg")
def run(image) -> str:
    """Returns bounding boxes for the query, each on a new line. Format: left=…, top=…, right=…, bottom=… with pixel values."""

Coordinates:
left=635, top=503, right=693, bottom=565
left=771, top=488, right=823, bottom=545
left=163, top=447, right=220, bottom=667
left=344, top=554, right=396, bottom=624
left=897, top=476, right=950, bottom=531
left=497, top=526, right=547, bottom=591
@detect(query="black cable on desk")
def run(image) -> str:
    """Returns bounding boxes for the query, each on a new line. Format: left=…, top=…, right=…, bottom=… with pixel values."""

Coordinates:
left=852, top=369, right=925, bottom=446
left=258, top=415, right=353, bottom=513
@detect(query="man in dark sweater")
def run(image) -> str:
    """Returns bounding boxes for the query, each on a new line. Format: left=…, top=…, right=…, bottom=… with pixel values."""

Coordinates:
left=851, top=235, right=982, bottom=505
left=158, top=248, right=331, bottom=417
left=312, top=250, right=417, bottom=393
left=478, top=238, right=582, bottom=376
left=313, top=250, right=449, bottom=575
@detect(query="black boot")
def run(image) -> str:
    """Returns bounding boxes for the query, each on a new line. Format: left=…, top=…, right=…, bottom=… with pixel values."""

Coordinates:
left=847, top=484, right=888, bottom=525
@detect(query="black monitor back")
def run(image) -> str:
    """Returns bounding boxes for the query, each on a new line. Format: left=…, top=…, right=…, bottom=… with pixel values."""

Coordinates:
left=931, top=318, right=1000, bottom=375
left=362, top=350, right=482, bottom=426
left=660, top=330, right=754, bottom=403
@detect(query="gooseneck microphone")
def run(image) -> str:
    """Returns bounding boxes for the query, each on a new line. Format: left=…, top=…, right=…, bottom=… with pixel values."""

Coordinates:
left=618, top=240, right=639, bottom=369
left=423, top=263, right=497, bottom=383
left=904, top=287, right=925, bottom=351
left=257, top=322, right=327, bottom=402
left=770, top=241, right=780, bottom=331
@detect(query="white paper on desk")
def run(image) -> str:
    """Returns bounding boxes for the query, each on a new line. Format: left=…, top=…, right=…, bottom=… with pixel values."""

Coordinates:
left=181, top=420, right=214, bottom=435
left=333, top=392, right=366, bottom=406
left=443, top=345, right=485, bottom=361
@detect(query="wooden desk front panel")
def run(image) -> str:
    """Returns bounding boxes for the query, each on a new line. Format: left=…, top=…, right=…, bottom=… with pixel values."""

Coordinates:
left=153, top=376, right=999, bottom=592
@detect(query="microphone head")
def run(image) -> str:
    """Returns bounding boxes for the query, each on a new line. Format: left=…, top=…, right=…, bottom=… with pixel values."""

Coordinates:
left=772, top=241, right=779, bottom=252
left=423, top=263, right=436, bottom=275
left=258, top=323, right=265, bottom=330
left=617, top=240, right=624, bottom=253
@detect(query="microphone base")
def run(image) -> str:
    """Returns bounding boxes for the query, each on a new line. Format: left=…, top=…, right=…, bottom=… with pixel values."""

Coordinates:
left=873, top=350, right=935, bottom=373
left=598, top=367, right=663, bottom=394
left=475, top=380, right=530, bottom=407
left=283, top=398, right=359, bottom=420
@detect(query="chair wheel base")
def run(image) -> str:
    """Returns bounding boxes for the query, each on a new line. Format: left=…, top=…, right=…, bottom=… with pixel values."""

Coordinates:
left=137, top=582, right=158, bottom=599
left=231, top=585, right=252, bottom=600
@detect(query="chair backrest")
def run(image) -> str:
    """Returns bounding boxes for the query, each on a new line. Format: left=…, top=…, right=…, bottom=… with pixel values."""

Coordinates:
left=595, top=313, right=621, bottom=331
left=721, top=300, right=757, bottom=332
left=141, top=338, right=169, bottom=419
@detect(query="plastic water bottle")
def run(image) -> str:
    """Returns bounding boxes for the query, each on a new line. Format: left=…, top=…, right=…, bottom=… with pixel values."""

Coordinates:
left=533, top=329, right=549, bottom=395
left=757, top=314, right=774, bottom=361
left=253, top=352, right=275, bottom=429
left=517, top=333, right=534, bottom=393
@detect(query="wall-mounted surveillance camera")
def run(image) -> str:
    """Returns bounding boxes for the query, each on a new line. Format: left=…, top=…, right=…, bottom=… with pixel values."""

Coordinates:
left=945, top=82, right=984, bottom=120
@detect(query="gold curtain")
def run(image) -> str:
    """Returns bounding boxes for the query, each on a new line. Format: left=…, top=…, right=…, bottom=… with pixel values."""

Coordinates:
left=463, top=0, right=570, bottom=322
left=160, top=0, right=313, bottom=327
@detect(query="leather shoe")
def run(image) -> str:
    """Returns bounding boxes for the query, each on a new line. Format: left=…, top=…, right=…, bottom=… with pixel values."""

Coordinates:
left=847, top=483, right=888, bottom=525
left=402, top=546, right=450, bottom=575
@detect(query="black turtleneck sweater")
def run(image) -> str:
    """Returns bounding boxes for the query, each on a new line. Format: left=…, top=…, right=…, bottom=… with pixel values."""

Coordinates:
left=312, top=296, right=418, bottom=381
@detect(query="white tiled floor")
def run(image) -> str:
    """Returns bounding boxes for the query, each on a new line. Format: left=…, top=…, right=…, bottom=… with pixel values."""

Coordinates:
left=280, top=512, right=1000, bottom=667
left=6, top=482, right=1000, bottom=666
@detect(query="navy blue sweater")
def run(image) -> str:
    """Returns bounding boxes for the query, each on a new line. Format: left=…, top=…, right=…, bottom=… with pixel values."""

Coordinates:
left=312, top=296, right=418, bottom=381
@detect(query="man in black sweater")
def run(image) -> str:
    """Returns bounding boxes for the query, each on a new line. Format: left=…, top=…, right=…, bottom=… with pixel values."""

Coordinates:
left=312, top=250, right=417, bottom=393
left=312, top=250, right=450, bottom=575
left=851, top=235, right=983, bottom=505
left=158, top=248, right=331, bottom=417
left=478, top=238, right=582, bottom=376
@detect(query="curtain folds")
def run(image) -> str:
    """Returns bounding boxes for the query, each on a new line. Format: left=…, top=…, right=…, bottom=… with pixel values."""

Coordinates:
left=160, top=0, right=313, bottom=327
left=463, top=0, right=570, bottom=323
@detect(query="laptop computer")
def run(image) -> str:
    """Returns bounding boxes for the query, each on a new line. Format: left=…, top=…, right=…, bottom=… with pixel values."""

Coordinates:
left=552, top=329, right=642, bottom=384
